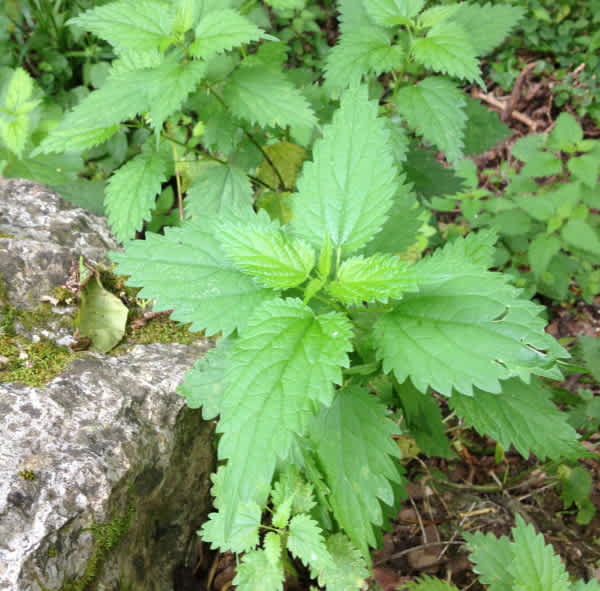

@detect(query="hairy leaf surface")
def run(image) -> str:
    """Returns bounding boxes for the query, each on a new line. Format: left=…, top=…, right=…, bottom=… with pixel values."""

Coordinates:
left=464, top=530, right=514, bottom=591
left=364, top=0, right=425, bottom=25
left=310, top=386, right=403, bottom=552
left=395, top=77, right=466, bottom=162
left=216, top=299, right=352, bottom=540
left=327, top=254, right=417, bottom=305
left=234, top=549, right=285, bottom=591
left=374, top=237, right=566, bottom=396
left=111, top=219, right=275, bottom=335
left=287, top=514, right=329, bottom=568
left=105, top=144, right=169, bottom=241
left=291, top=84, right=398, bottom=253
left=450, top=378, right=582, bottom=460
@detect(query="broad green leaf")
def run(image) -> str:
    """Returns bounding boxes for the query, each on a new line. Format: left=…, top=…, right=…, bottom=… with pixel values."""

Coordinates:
left=52, top=180, right=106, bottom=215
left=395, top=77, right=467, bottom=162
left=512, top=133, right=546, bottom=162
left=185, top=162, right=253, bottom=217
left=462, top=97, right=511, bottom=156
left=558, top=465, right=594, bottom=524
left=311, top=533, right=370, bottom=591
left=105, top=144, right=169, bottom=242
left=200, top=500, right=262, bottom=553
left=548, top=112, right=583, bottom=152
left=178, top=338, right=232, bottom=419
left=325, top=26, right=405, bottom=92
left=464, top=530, right=514, bottom=591
left=37, top=60, right=206, bottom=153
left=337, top=0, right=370, bottom=32
left=265, top=0, right=306, bottom=9
left=77, top=277, right=128, bottom=353
left=257, top=141, right=307, bottom=191
left=364, top=0, right=425, bottom=25
left=403, top=145, right=464, bottom=198
left=287, top=514, right=329, bottom=568
left=68, top=0, right=175, bottom=52
left=450, top=378, right=582, bottom=461
left=574, top=581, right=600, bottom=591
left=510, top=516, right=571, bottom=591
left=443, top=229, right=498, bottom=268
left=411, top=22, right=481, bottom=83
left=0, top=116, right=29, bottom=157
left=374, top=238, right=567, bottom=396
left=3, top=67, right=36, bottom=112
left=568, top=154, right=600, bottom=189
left=520, top=151, right=562, bottom=178
left=219, top=213, right=315, bottom=289
left=396, top=381, right=453, bottom=458
left=448, top=2, right=525, bottom=56
left=327, top=253, right=417, bottom=305
left=222, top=64, right=316, bottom=130
left=310, top=386, right=403, bottom=553
left=190, top=9, right=267, bottom=59
left=561, top=219, right=600, bottom=256
left=233, top=548, right=285, bottom=591
left=291, top=85, right=398, bottom=253
left=528, top=234, right=561, bottom=280
left=111, top=219, right=275, bottom=335
left=216, top=299, right=352, bottom=538
left=271, top=466, right=316, bottom=516
left=579, top=335, right=600, bottom=382
left=418, top=5, right=459, bottom=28
left=405, top=576, right=460, bottom=591
left=263, top=532, right=283, bottom=568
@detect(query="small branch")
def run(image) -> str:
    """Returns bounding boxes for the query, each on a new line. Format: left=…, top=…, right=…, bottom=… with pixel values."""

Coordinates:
left=472, top=89, right=538, bottom=131
left=503, top=61, right=537, bottom=121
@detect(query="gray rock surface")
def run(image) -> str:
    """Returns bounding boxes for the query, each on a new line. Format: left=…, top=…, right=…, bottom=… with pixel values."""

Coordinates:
left=0, top=179, right=215, bottom=590
left=0, top=178, right=117, bottom=310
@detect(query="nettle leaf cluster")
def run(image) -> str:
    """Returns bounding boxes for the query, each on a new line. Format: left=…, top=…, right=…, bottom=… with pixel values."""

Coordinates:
left=434, top=112, right=600, bottom=303
left=113, top=85, right=584, bottom=591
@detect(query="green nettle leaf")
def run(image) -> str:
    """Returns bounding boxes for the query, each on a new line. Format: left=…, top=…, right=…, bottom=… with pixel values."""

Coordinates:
left=68, top=0, right=175, bottom=52
left=77, top=277, right=128, bottom=353
left=548, top=112, right=583, bottom=152
left=528, top=234, right=561, bottom=280
left=395, top=77, right=467, bottom=162
left=178, top=337, right=232, bottom=419
left=568, top=153, right=600, bottom=189
left=325, top=26, right=405, bottom=92
left=111, top=219, right=275, bottom=335
left=327, top=253, right=417, bottom=305
left=37, top=60, right=206, bottom=153
left=271, top=466, right=316, bottom=516
left=185, top=162, right=253, bottom=217
left=374, top=236, right=567, bottom=396
left=287, top=514, right=329, bottom=568
left=561, top=219, right=600, bottom=256
left=579, top=335, right=600, bottom=382
left=310, top=386, right=403, bottom=553
left=403, top=145, right=464, bottom=197
left=448, top=2, right=525, bottom=56
left=509, top=516, right=571, bottom=591
left=222, top=64, right=316, bottom=130
left=105, top=144, right=169, bottom=242
left=464, top=530, right=514, bottom=591
left=462, top=97, right=510, bottom=156
left=411, top=22, right=481, bottom=83
left=219, top=214, right=316, bottom=289
left=189, top=9, right=268, bottom=59
left=215, top=299, right=353, bottom=540
left=450, top=378, right=582, bottom=461
left=291, top=85, right=398, bottom=253
left=405, top=576, right=460, bottom=591
left=363, top=0, right=425, bottom=25
left=234, top=549, right=285, bottom=591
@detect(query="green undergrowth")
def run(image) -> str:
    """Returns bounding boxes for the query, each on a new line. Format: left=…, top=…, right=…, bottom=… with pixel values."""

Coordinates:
left=124, top=314, right=203, bottom=347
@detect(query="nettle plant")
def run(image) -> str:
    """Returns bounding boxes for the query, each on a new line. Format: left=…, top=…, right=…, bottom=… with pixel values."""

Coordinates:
left=435, top=112, right=600, bottom=303
left=113, top=86, right=584, bottom=591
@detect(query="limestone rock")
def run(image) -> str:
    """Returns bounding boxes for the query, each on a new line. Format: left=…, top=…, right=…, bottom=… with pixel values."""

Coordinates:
left=0, top=343, right=215, bottom=591
left=0, top=178, right=117, bottom=311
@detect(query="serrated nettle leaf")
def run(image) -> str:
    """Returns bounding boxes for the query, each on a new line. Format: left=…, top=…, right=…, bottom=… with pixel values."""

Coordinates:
left=448, top=2, right=525, bottom=56
left=3, top=67, right=37, bottom=113
left=364, top=0, right=425, bottom=26
left=263, top=532, right=283, bottom=568
left=548, top=112, right=583, bottom=152
left=200, top=501, right=262, bottom=553
left=216, top=298, right=352, bottom=538
left=185, top=162, right=253, bottom=217
left=105, top=143, right=169, bottom=242
left=0, top=115, right=29, bottom=158
left=111, top=219, right=276, bottom=335
left=464, top=530, right=514, bottom=591
left=233, top=547, right=285, bottom=591
left=374, top=237, right=567, bottom=396
left=310, top=386, right=403, bottom=553
left=325, top=26, right=405, bottom=93
left=311, top=533, right=370, bottom=591
left=178, top=337, right=232, bottom=419
left=528, top=234, right=561, bottom=280
left=68, top=0, right=175, bottom=52
left=411, top=21, right=482, bottom=84
left=561, top=218, right=600, bottom=256
left=568, top=153, right=600, bottom=189
left=395, top=76, right=467, bottom=162
left=327, top=253, right=417, bottom=305
left=450, top=378, right=582, bottom=461
left=405, top=576, right=460, bottom=591
left=189, top=9, right=268, bottom=59
left=219, top=214, right=316, bottom=289
left=287, top=514, right=330, bottom=568
left=418, top=5, right=459, bottom=28
left=462, top=97, right=511, bottom=156
left=291, top=84, right=398, bottom=253
left=272, top=465, right=316, bottom=516
left=222, top=64, right=316, bottom=130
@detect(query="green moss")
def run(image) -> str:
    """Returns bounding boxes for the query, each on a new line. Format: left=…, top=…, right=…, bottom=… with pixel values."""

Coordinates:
left=0, top=336, right=76, bottom=387
left=0, top=232, right=15, bottom=238
left=18, top=469, right=37, bottom=480
left=125, top=314, right=203, bottom=346
left=60, top=500, right=135, bottom=591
